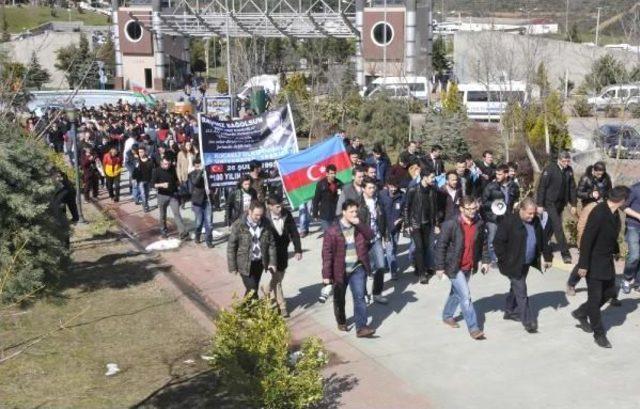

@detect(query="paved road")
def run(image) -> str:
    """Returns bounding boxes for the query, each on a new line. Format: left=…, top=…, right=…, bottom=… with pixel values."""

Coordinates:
left=108, top=175, right=640, bottom=409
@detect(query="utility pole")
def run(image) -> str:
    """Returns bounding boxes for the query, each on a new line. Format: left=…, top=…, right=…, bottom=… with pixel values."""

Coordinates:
left=383, top=0, right=387, bottom=82
left=595, top=7, right=602, bottom=46
left=565, top=0, right=570, bottom=35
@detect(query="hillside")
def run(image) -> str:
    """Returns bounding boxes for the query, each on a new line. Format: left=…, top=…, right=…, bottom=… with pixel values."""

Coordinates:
left=0, top=5, right=109, bottom=33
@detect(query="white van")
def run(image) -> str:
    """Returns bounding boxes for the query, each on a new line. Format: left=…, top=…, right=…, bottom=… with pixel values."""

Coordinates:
left=456, top=81, right=527, bottom=121
left=236, top=75, right=281, bottom=99
left=587, top=84, right=640, bottom=111
left=363, top=76, right=430, bottom=102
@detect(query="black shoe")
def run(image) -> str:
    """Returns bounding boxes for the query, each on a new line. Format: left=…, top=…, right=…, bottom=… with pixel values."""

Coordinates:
left=206, top=241, right=214, bottom=248
left=609, top=298, right=622, bottom=307
left=594, top=334, right=612, bottom=348
left=503, top=312, right=520, bottom=322
left=419, top=274, right=431, bottom=285
left=571, top=310, right=593, bottom=333
left=144, top=206, right=150, bottom=213
left=562, top=254, right=572, bottom=264
left=161, top=229, right=169, bottom=239
left=524, top=323, right=538, bottom=333
left=179, top=232, right=191, bottom=241
left=194, top=235, right=201, bottom=244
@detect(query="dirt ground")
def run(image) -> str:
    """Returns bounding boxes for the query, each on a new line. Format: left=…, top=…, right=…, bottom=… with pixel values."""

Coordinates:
left=0, top=206, right=238, bottom=408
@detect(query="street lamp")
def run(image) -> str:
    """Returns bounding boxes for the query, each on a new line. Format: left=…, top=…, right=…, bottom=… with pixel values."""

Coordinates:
left=65, top=104, right=86, bottom=223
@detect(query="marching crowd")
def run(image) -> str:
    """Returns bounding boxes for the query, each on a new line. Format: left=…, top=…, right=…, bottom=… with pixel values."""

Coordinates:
left=39, top=102, right=640, bottom=349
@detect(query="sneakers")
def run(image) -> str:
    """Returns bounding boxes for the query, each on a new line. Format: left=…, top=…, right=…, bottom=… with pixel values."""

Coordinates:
left=571, top=310, right=593, bottom=333
left=562, top=254, right=572, bottom=264
left=373, top=295, right=388, bottom=304
left=419, top=274, right=432, bottom=285
left=161, top=229, right=169, bottom=239
left=594, top=334, right=612, bottom=348
left=443, top=318, right=460, bottom=328
left=206, top=241, right=215, bottom=248
left=524, top=323, right=538, bottom=334
left=356, top=326, right=376, bottom=338
left=622, top=279, right=633, bottom=294
left=337, top=324, right=349, bottom=332
left=566, top=285, right=576, bottom=296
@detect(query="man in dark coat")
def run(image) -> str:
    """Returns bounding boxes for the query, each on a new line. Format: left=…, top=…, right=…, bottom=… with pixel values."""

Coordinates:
left=494, top=198, right=553, bottom=333
left=571, top=186, right=630, bottom=348
left=322, top=199, right=376, bottom=338
left=481, top=164, right=520, bottom=264
left=262, top=195, right=302, bottom=317
left=227, top=200, right=277, bottom=301
left=536, top=151, right=578, bottom=263
left=312, top=164, right=344, bottom=230
left=434, top=195, right=491, bottom=340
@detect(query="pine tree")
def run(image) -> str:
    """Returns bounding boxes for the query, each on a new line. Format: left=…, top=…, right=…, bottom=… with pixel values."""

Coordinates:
left=441, top=82, right=465, bottom=116
left=417, top=110, right=470, bottom=161
left=534, top=62, right=550, bottom=99
left=432, top=36, right=449, bottom=76
left=0, top=121, right=70, bottom=303
left=25, top=52, right=51, bottom=90
left=55, top=33, right=100, bottom=89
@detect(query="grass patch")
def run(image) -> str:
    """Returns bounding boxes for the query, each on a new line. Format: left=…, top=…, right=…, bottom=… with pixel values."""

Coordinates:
left=0, top=206, right=235, bottom=408
left=2, top=6, right=109, bottom=33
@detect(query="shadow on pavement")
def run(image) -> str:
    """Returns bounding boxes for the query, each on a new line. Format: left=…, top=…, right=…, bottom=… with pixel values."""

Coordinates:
left=319, top=373, right=360, bottom=409
left=288, top=282, right=324, bottom=312
left=474, top=290, right=570, bottom=329
left=603, top=297, right=640, bottom=331
left=369, top=273, right=420, bottom=329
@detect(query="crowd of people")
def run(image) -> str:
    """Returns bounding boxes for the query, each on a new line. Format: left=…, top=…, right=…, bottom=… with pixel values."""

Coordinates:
left=38, top=102, right=640, bottom=348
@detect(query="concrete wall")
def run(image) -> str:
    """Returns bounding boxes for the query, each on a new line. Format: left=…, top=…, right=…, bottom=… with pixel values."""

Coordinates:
left=1, top=31, right=91, bottom=89
left=453, top=31, right=640, bottom=91
left=121, top=54, right=155, bottom=89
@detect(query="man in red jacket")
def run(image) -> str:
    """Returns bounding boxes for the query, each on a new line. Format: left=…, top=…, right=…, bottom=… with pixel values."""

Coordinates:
left=322, top=199, right=376, bottom=338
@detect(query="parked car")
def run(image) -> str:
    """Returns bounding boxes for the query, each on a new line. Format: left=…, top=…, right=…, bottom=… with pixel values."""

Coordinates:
left=594, top=124, right=640, bottom=158
left=587, top=84, right=640, bottom=111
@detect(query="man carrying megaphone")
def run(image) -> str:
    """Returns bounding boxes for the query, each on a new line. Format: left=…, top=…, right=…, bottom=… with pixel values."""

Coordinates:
left=481, top=164, right=520, bottom=265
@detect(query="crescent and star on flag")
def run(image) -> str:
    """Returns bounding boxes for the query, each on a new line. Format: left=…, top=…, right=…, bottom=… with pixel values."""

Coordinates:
left=306, top=164, right=326, bottom=181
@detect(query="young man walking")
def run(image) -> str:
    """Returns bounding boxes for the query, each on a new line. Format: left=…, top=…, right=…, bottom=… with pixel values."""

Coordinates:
left=358, top=177, right=388, bottom=304
left=312, top=164, right=343, bottom=231
left=493, top=198, right=553, bottom=333
left=571, top=186, right=630, bottom=348
left=262, top=195, right=303, bottom=317
left=151, top=157, right=188, bottom=240
left=404, top=171, right=437, bottom=284
left=536, top=151, right=578, bottom=264
left=227, top=200, right=277, bottom=301
left=322, top=199, right=376, bottom=338
left=188, top=158, right=214, bottom=247
left=434, top=195, right=490, bottom=340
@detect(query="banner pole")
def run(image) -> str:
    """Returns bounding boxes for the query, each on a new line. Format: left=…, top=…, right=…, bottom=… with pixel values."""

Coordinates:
left=286, top=101, right=300, bottom=153
left=196, top=112, right=210, bottom=196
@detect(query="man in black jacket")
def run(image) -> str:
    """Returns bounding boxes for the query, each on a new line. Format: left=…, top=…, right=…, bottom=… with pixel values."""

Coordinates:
left=312, top=164, right=344, bottom=230
left=188, top=158, right=214, bottom=247
left=421, top=144, right=445, bottom=176
left=262, top=195, right=302, bottom=317
left=481, top=164, right=520, bottom=264
left=434, top=195, right=490, bottom=340
left=476, top=150, right=497, bottom=193
left=437, top=171, right=462, bottom=224
left=571, top=186, right=630, bottom=348
left=151, top=157, right=188, bottom=239
left=576, top=161, right=612, bottom=207
left=536, top=151, right=578, bottom=264
left=494, top=198, right=553, bottom=333
left=455, top=156, right=478, bottom=198
left=404, top=171, right=438, bottom=284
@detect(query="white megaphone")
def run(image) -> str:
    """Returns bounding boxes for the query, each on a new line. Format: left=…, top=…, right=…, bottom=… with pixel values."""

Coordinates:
left=491, top=199, right=507, bottom=216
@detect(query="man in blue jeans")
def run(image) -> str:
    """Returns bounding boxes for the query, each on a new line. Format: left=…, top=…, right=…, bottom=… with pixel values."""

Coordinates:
left=322, top=199, right=376, bottom=338
left=622, top=181, right=640, bottom=293
left=435, top=195, right=490, bottom=340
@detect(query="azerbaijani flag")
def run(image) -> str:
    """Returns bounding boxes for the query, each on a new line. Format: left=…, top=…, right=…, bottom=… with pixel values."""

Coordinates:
left=131, top=83, right=157, bottom=107
left=277, top=137, right=352, bottom=208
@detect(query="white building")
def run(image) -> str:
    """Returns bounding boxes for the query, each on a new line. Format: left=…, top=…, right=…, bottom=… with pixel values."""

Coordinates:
left=435, top=16, right=558, bottom=36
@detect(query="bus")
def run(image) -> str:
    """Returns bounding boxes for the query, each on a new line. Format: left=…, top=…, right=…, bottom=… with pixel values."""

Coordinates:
left=455, top=81, right=527, bottom=121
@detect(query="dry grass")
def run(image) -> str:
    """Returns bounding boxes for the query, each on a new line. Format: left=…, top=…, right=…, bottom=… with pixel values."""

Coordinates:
left=0, top=206, right=236, bottom=408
